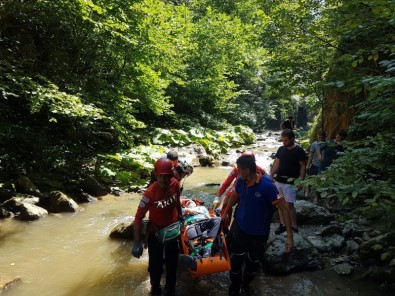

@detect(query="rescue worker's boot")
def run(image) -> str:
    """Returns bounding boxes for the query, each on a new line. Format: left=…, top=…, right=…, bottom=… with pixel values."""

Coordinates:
left=229, top=272, right=242, bottom=296
left=150, top=285, right=162, bottom=295
left=163, top=285, right=176, bottom=296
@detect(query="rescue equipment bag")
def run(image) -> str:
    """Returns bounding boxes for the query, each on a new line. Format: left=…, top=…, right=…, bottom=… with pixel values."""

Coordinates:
left=156, top=221, right=182, bottom=245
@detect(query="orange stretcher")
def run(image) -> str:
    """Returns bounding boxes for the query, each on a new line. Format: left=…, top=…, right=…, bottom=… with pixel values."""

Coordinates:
left=180, top=199, right=231, bottom=277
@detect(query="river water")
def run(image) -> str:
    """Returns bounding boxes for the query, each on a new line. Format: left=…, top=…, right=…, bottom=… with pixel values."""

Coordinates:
left=0, top=134, right=381, bottom=296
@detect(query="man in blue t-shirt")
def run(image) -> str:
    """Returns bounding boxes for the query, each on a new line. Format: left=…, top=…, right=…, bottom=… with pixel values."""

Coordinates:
left=307, top=131, right=326, bottom=175
left=222, top=155, right=293, bottom=296
left=270, top=129, right=307, bottom=235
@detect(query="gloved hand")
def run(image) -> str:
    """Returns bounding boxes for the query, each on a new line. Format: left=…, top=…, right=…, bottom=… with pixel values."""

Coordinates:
left=214, top=207, right=222, bottom=216
left=131, top=241, right=143, bottom=258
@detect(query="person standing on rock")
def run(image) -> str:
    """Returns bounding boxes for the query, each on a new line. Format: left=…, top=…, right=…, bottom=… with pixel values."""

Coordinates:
left=307, top=130, right=326, bottom=175
left=132, top=158, right=182, bottom=296
left=221, top=155, right=293, bottom=296
left=270, top=129, right=307, bottom=234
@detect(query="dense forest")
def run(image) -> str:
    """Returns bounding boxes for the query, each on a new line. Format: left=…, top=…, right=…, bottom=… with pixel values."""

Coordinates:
left=0, top=1, right=394, bottom=227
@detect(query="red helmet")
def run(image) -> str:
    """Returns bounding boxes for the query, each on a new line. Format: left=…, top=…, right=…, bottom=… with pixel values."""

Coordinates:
left=242, top=151, right=255, bottom=160
left=154, top=158, right=174, bottom=176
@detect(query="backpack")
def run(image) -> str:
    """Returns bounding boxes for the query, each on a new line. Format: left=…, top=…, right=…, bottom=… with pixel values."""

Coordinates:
left=321, top=140, right=344, bottom=169
left=281, top=120, right=292, bottom=130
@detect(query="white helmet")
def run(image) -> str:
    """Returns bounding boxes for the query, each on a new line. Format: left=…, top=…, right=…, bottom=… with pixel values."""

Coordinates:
left=178, top=160, right=193, bottom=175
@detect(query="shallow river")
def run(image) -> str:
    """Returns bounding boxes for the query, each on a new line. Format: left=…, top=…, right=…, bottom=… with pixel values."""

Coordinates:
left=0, top=136, right=382, bottom=296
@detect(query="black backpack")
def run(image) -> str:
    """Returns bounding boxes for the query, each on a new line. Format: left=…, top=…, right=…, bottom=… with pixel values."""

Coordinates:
left=282, top=120, right=292, bottom=130
left=321, top=140, right=344, bottom=169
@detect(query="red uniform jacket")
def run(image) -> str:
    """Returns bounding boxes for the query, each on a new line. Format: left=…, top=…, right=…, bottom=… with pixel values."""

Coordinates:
left=134, top=178, right=181, bottom=229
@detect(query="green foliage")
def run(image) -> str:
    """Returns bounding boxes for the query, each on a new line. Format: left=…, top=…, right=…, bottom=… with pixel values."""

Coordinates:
left=96, top=145, right=164, bottom=187
left=0, top=0, right=394, bottom=233
left=95, top=125, right=255, bottom=187
left=150, top=125, right=255, bottom=157
left=295, top=0, right=395, bottom=228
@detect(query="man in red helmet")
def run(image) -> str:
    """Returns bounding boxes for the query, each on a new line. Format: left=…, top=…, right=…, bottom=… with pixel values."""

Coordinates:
left=213, top=151, right=267, bottom=231
left=132, top=158, right=182, bottom=296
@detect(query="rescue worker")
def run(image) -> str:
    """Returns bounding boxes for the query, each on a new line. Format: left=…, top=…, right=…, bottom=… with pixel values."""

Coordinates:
left=222, top=155, right=293, bottom=296
left=213, top=151, right=266, bottom=231
left=132, top=158, right=182, bottom=296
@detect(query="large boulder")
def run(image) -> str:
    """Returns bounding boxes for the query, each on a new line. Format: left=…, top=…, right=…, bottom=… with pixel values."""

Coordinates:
left=109, top=220, right=149, bottom=241
left=295, top=200, right=333, bottom=225
left=262, top=233, right=322, bottom=274
left=2, top=195, right=40, bottom=212
left=16, top=203, right=48, bottom=221
left=198, top=155, right=214, bottom=167
left=15, top=176, right=41, bottom=196
left=306, top=234, right=345, bottom=252
left=80, top=175, right=108, bottom=197
left=48, top=191, right=79, bottom=212
left=109, top=222, right=134, bottom=240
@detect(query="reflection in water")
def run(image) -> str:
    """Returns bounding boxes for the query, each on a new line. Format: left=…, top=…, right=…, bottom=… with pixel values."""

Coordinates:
left=0, top=166, right=381, bottom=296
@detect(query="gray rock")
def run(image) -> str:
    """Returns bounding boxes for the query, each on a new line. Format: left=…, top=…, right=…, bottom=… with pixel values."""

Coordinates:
left=17, top=203, right=48, bottom=220
left=346, top=240, right=360, bottom=254
left=110, top=222, right=133, bottom=240
left=316, top=224, right=343, bottom=237
left=263, top=233, right=321, bottom=274
left=329, top=255, right=349, bottom=265
left=362, top=232, right=371, bottom=241
left=198, top=155, right=214, bottom=167
left=295, top=200, right=333, bottom=225
left=109, top=220, right=149, bottom=241
left=306, top=234, right=345, bottom=252
left=49, top=191, right=79, bottom=213
left=334, top=263, right=354, bottom=275
left=354, top=237, right=363, bottom=244
left=2, top=195, right=40, bottom=212
left=80, top=175, right=108, bottom=197
left=15, top=176, right=41, bottom=196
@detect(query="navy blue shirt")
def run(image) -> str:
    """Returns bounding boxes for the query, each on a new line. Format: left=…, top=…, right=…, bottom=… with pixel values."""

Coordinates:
left=235, top=175, right=279, bottom=236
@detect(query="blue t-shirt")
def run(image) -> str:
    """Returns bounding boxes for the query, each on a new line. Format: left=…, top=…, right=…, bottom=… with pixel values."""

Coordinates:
left=235, top=175, right=279, bottom=236
left=310, top=141, right=324, bottom=167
